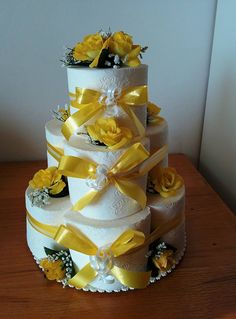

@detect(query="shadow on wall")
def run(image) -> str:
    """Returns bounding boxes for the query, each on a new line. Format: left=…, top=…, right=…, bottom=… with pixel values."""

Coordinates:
left=200, top=161, right=236, bottom=214
left=200, top=67, right=236, bottom=214
left=0, top=118, right=46, bottom=162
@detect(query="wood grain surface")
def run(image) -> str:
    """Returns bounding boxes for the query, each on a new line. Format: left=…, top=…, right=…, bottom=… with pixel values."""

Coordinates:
left=0, top=155, right=236, bottom=319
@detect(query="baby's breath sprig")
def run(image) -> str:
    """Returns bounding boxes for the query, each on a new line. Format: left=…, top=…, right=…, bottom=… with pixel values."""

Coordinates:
left=42, top=248, right=76, bottom=287
left=51, top=104, right=69, bottom=122
left=28, top=188, right=50, bottom=207
left=139, top=46, right=148, bottom=59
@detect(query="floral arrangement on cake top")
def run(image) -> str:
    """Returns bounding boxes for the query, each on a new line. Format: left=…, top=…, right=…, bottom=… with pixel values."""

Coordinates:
left=63, top=30, right=148, bottom=68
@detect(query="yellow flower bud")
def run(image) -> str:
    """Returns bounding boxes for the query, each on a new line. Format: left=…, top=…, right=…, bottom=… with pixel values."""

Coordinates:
left=152, top=250, right=175, bottom=272
left=148, top=102, right=161, bottom=117
left=86, top=118, right=133, bottom=150
left=40, top=258, right=65, bottom=281
left=151, top=167, right=184, bottom=198
left=147, top=102, right=163, bottom=124
left=29, top=166, right=66, bottom=195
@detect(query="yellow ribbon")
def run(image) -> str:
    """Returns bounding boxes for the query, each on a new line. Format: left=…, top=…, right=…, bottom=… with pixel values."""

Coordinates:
left=47, top=141, right=64, bottom=162
left=147, top=102, right=165, bottom=125
left=58, top=142, right=150, bottom=211
left=26, top=210, right=58, bottom=238
left=54, top=225, right=151, bottom=289
left=62, top=85, right=148, bottom=140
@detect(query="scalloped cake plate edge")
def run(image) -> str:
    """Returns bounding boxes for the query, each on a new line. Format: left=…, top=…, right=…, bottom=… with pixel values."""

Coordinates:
left=32, top=233, right=186, bottom=293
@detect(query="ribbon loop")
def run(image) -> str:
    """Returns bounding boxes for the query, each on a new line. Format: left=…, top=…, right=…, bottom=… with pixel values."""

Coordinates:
left=54, top=225, right=98, bottom=255
left=47, top=142, right=64, bottom=163
left=110, top=229, right=145, bottom=257
left=59, top=155, right=97, bottom=179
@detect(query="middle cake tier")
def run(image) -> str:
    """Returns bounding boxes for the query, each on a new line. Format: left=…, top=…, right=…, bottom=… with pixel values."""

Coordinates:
left=61, top=136, right=150, bottom=220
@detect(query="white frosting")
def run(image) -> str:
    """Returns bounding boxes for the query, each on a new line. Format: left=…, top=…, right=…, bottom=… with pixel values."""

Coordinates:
left=25, top=187, right=72, bottom=259
left=47, top=153, right=58, bottom=167
left=146, top=119, right=168, bottom=167
left=147, top=186, right=185, bottom=252
left=64, top=136, right=150, bottom=220
left=67, top=65, right=148, bottom=136
left=64, top=206, right=151, bottom=291
left=45, top=119, right=64, bottom=148
left=45, top=119, right=65, bottom=167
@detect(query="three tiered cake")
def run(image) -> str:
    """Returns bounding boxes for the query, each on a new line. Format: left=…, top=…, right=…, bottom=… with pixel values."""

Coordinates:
left=26, top=31, right=186, bottom=292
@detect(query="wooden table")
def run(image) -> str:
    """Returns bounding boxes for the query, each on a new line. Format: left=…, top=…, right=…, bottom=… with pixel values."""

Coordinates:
left=0, top=155, right=236, bottom=319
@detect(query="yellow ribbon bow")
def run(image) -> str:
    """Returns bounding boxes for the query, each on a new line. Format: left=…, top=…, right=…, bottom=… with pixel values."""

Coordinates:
left=58, top=142, right=150, bottom=211
left=62, top=85, right=148, bottom=140
left=54, top=225, right=151, bottom=289
left=26, top=206, right=184, bottom=289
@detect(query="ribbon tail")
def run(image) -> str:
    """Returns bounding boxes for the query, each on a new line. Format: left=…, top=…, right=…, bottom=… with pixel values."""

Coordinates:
left=114, top=178, right=146, bottom=209
left=111, top=266, right=151, bottom=289
left=123, top=211, right=185, bottom=256
left=47, top=142, right=64, bottom=163
left=26, top=211, right=58, bottom=238
left=72, top=189, right=101, bottom=211
left=138, top=144, right=168, bottom=176
left=68, top=263, right=97, bottom=289
left=61, top=102, right=103, bottom=140
left=121, top=104, right=145, bottom=138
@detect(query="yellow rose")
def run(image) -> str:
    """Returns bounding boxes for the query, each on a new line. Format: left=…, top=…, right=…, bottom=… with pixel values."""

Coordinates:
left=40, top=258, right=65, bottom=281
left=29, top=166, right=66, bottom=195
left=109, top=31, right=141, bottom=67
left=86, top=118, right=133, bottom=150
left=152, top=250, right=175, bottom=272
left=73, top=33, right=104, bottom=62
left=152, top=167, right=184, bottom=198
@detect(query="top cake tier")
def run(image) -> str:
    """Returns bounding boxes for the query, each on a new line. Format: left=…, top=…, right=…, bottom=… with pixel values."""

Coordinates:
left=67, top=64, right=148, bottom=92
left=66, top=65, right=148, bottom=137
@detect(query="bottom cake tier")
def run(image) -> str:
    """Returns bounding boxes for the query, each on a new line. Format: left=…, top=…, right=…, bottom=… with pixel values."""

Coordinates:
left=26, top=187, right=186, bottom=292
left=147, top=186, right=185, bottom=253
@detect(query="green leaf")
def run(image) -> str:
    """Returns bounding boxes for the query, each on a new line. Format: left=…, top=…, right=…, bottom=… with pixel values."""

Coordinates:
left=44, top=247, right=58, bottom=256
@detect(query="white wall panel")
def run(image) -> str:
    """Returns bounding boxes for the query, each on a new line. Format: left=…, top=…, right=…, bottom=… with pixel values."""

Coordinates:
left=0, top=0, right=216, bottom=162
left=200, top=0, right=236, bottom=212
